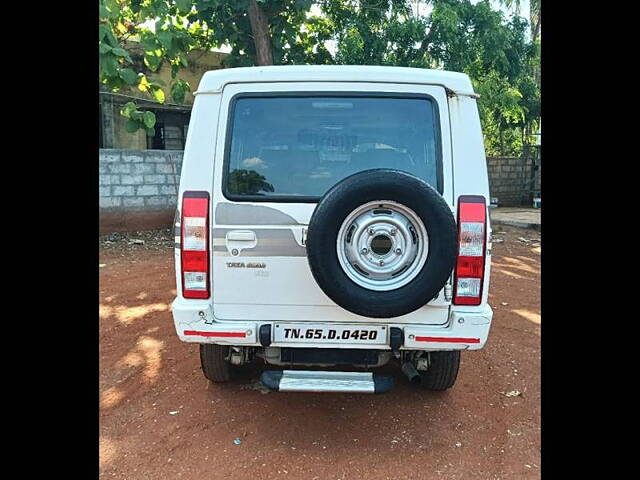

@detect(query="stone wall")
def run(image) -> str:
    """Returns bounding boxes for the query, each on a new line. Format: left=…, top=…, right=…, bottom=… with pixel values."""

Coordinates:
left=99, top=149, right=182, bottom=232
left=99, top=149, right=541, bottom=232
left=486, top=156, right=540, bottom=207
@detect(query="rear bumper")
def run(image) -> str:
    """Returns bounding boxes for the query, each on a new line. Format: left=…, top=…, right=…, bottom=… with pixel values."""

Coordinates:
left=171, top=299, right=493, bottom=351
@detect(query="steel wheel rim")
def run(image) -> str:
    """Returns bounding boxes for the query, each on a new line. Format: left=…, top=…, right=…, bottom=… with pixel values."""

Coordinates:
left=336, top=200, right=429, bottom=291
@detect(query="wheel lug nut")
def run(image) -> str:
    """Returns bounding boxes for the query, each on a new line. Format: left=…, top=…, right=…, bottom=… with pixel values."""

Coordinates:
left=361, top=247, right=368, bottom=254
left=395, top=248, right=402, bottom=254
left=368, top=228, right=374, bottom=235
left=379, top=260, right=384, bottom=266
left=390, top=228, right=397, bottom=236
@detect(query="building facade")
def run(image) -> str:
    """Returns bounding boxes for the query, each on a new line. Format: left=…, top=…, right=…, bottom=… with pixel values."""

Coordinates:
left=99, top=42, right=227, bottom=151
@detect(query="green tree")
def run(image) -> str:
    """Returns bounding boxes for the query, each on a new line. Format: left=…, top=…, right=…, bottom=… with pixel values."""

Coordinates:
left=427, top=0, right=539, bottom=155
left=193, top=0, right=334, bottom=67
left=100, top=0, right=540, bottom=156
left=99, top=0, right=211, bottom=132
left=498, top=0, right=540, bottom=42
left=321, top=0, right=539, bottom=155
left=99, top=0, right=332, bottom=132
left=320, top=0, right=429, bottom=67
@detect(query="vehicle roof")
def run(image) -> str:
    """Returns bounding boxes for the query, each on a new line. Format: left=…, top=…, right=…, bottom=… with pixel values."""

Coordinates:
left=196, top=65, right=474, bottom=95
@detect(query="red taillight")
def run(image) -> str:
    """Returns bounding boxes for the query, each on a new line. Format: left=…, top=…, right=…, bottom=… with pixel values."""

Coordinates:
left=181, top=191, right=210, bottom=299
left=453, top=196, right=487, bottom=306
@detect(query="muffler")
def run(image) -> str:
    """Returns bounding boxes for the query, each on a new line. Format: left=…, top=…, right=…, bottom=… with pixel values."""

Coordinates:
left=401, top=362, right=422, bottom=385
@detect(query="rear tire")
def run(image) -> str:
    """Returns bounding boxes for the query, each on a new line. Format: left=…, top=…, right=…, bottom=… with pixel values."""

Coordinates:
left=420, top=351, right=460, bottom=390
left=199, top=344, right=232, bottom=382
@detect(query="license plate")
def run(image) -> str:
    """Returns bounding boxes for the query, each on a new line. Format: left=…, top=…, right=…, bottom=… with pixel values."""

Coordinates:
left=273, top=324, right=388, bottom=345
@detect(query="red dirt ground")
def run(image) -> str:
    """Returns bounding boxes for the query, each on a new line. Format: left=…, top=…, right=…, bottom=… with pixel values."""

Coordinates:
left=99, top=225, right=540, bottom=480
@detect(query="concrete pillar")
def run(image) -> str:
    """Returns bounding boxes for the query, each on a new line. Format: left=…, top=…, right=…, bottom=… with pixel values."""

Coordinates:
left=100, top=93, right=116, bottom=148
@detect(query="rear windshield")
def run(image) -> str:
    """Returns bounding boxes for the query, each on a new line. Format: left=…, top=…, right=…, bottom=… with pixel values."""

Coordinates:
left=224, top=95, right=441, bottom=200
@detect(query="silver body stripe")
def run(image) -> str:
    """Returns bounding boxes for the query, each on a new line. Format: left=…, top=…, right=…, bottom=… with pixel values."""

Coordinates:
left=212, top=228, right=306, bottom=257
left=215, top=203, right=305, bottom=226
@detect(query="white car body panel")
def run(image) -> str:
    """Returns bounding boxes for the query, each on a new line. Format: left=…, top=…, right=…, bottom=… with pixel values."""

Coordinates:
left=195, top=65, right=476, bottom=96
left=172, top=65, right=493, bottom=351
left=210, top=81, right=453, bottom=325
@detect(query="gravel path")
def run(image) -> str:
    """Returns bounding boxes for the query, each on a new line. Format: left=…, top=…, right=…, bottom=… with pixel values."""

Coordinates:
left=99, top=225, right=540, bottom=479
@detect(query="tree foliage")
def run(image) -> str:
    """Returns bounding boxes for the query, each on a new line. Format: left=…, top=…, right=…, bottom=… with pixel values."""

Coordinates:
left=319, top=0, right=540, bottom=155
left=99, top=0, right=213, bottom=132
left=193, top=0, right=334, bottom=66
left=99, top=0, right=540, bottom=155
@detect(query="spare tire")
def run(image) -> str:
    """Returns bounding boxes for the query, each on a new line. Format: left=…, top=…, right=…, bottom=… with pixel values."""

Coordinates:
left=306, top=169, right=457, bottom=318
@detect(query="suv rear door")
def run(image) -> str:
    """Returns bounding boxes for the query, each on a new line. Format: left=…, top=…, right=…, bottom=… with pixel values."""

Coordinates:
left=211, top=82, right=454, bottom=325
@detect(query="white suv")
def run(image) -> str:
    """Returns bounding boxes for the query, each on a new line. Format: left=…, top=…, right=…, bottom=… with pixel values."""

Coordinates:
left=172, top=65, right=493, bottom=393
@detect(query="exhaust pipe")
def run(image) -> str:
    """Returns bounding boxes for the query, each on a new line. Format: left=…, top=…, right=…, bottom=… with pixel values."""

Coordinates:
left=401, top=362, right=421, bottom=385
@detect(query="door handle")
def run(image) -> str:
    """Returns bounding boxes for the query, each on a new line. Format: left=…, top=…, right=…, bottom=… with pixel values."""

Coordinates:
left=225, top=230, right=257, bottom=257
left=226, top=231, right=256, bottom=242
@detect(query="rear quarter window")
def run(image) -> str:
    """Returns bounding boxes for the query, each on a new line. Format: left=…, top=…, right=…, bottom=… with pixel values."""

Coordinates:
left=223, top=94, right=442, bottom=201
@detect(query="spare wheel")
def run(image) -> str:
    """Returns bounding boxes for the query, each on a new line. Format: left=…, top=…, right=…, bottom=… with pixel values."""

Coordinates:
left=306, top=169, right=457, bottom=318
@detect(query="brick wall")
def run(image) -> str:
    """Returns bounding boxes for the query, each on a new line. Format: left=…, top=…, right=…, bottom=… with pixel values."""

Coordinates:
left=99, top=149, right=182, bottom=232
